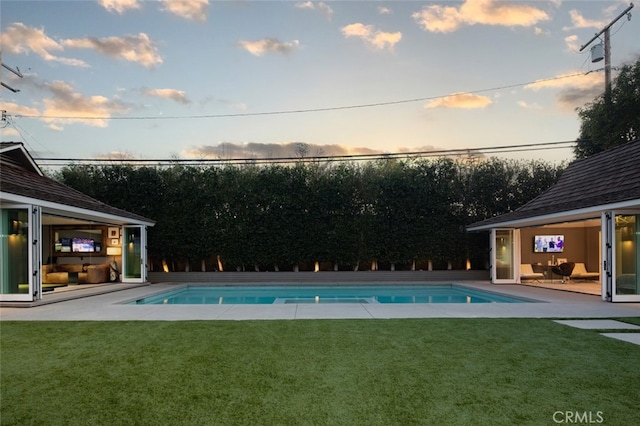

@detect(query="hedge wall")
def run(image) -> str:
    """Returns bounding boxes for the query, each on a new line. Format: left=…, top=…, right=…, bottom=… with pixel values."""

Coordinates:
left=54, top=157, right=564, bottom=271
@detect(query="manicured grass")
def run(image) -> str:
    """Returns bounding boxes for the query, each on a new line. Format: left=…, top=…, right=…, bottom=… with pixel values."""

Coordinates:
left=1, top=319, right=639, bottom=425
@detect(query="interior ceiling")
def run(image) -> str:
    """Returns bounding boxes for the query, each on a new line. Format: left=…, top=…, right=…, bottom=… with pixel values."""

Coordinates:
left=42, top=215, right=108, bottom=226
left=43, top=216, right=603, bottom=228
left=536, top=218, right=601, bottom=229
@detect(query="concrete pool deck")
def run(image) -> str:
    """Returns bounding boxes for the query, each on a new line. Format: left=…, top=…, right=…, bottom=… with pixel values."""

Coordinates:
left=0, top=281, right=639, bottom=321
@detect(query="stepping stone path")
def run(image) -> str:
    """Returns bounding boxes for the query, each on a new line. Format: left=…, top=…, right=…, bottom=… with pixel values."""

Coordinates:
left=554, top=319, right=640, bottom=346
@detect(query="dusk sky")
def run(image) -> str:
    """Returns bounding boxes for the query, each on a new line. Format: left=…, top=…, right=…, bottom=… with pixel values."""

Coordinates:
left=1, top=0, right=638, bottom=163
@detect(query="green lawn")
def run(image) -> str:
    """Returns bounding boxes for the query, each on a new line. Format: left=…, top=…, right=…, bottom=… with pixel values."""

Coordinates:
left=1, top=318, right=639, bottom=425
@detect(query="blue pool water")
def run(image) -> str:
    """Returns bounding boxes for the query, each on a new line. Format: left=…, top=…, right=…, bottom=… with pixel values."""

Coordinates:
left=131, top=285, right=534, bottom=305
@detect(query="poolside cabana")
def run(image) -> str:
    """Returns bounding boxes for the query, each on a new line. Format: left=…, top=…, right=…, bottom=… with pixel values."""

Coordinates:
left=467, top=141, right=640, bottom=302
left=0, top=142, right=155, bottom=302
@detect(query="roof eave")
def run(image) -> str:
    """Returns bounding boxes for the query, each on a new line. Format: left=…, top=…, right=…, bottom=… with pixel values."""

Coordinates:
left=0, top=192, right=155, bottom=227
left=0, top=143, right=44, bottom=176
left=467, top=198, right=640, bottom=231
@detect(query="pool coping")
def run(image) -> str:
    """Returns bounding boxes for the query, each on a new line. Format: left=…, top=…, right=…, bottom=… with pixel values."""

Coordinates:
left=1, top=281, right=639, bottom=320
left=124, top=283, right=541, bottom=305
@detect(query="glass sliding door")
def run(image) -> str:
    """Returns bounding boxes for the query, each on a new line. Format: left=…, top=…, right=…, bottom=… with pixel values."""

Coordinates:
left=491, top=229, right=519, bottom=283
left=0, top=207, right=35, bottom=301
left=612, top=213, right=640, bottom=302
left=603, top=212, right=613, bottom=301
left=122, top=226, right=147, bottom=283
left=31, top=206, right=42, bottom=299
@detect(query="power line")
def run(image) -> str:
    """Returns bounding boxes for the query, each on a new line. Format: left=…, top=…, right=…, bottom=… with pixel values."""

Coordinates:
left=6, top=116, right=54, bottom=157
left=14, top=73, right=586, bottom=121
left=1, top=56, right=24, bottom=93
left=34, top=140, right=576, bottom=167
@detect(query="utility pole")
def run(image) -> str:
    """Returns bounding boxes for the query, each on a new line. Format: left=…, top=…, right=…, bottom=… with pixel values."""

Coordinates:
left=579, top=3, right=634, bottom=96
left=0, top=51, right=24, bottom=93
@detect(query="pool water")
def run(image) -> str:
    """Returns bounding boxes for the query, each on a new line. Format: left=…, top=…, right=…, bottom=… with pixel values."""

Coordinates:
left=131, top=285, right=533, bottom=305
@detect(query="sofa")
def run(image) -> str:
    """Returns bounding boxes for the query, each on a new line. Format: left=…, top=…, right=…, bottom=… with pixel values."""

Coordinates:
left=42, top=263, right=110, bottom=284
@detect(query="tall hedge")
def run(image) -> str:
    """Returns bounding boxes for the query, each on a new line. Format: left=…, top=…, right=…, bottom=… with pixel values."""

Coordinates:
left=53, top=158, right=564, bottom=271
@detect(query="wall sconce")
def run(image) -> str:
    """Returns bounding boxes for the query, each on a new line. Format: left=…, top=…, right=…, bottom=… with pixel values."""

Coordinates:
left=106, top=246, right=122, bottom=256
left=621, top=227, right=634, bottom=242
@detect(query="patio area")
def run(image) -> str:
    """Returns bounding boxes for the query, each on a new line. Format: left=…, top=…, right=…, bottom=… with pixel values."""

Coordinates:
left=522, top=279, right=601, bottom=295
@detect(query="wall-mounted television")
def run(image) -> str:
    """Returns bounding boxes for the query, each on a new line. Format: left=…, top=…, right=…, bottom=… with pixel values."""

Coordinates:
left=534, top=235, right=564, bottom=253
left=72, top=237, right=95, bottom=253
left=56, top=238, right=71, bottom=253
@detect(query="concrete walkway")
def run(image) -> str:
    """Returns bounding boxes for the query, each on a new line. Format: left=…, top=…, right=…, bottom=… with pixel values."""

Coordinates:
left=1, top=281, right=639, bottom=321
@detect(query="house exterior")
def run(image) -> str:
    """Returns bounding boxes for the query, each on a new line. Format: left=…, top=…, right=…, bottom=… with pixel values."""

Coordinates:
left=468, top=140, right=640, bottom=302
left=0, top=142, right=155, bottom=302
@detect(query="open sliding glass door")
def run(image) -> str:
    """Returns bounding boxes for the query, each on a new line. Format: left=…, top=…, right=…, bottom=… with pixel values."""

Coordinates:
left=32, top=206, right=42, bottom=299
left=491, top=229, right=520, bottom=284
left=609, top=212, right=640, bottom=302
left=121, top=225, right=147, bottom=283
left=0, top=205, right=41, bottom=301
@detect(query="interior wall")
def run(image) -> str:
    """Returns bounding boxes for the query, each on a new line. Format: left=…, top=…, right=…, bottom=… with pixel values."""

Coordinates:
left=520, top=226, right=601, bottom=272
left=42, top=223, right=109, bottom=265
left=42, top=225, right=52, bottom=263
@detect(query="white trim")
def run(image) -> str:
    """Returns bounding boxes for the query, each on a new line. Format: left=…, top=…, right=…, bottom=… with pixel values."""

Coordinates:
left=121, top=225, right=146, bottom=283
left=468, top=199, right=640, bottom=231
left=610, top=211, right=640, bottom=302
left=491, top=229, right=519, bottom=284
left=1, top=192, right=154, bottom=226
left=31, top=206, right=42, bottom=300
left=0, top=144, right=43, bottom=176
left=601, top=211, right=610, bottom=301
left=0, top=204, right=36, bottom=302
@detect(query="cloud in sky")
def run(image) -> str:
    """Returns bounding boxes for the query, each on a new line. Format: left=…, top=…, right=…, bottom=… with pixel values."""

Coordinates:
left=238, top=38, right=300, bottom=56
left=98, top=0, right=208, bottom=21
left=378, top=6, right=392, bottom=15
left=140, top=88, right=191, bottom=104
left=563, top=9, right=608, bottom=31
left=0, top=127, right=20, bottom=139
left=534, top=27, right=549, bottom=36
left=525, top=72, right=603, bottom=112
left=62, top=33, right=163, bottom=68
left=182, top=142, right=464, bottom=161
left=341, top=23, right=402, bottom=51
left=33, top=81, right=129, bottom=130
left=517, top=100, right=543, bottom=110
left=564, top=34, right=580, bottom=52
left=295, top=1, right=333, bottom=20
left=412, top=0, right=549, bottom=33
left=424, top=93, right=492, bottom=109
left=184, top=142, right=383, bottom=159
left=99, top=0, right=141, bottom=14
left=95, top=151, right=139, bottom=160
left=1, top=102, right=41, bottom=122
left=524, top=72, right=602, bottom=91
left=160, top=0, right=209, bottom=22
left=0, top=23, right=88, bottom=67
left=0, top=23, right=162, bottom=68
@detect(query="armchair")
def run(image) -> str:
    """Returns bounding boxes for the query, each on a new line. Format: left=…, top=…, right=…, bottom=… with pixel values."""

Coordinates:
left=520, top=264, right=544, bottom=282
left=551, top=262, right=575, bottom=283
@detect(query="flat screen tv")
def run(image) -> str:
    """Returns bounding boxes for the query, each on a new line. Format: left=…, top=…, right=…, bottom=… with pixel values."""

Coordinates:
left=56, top=238, right=71, bottom=253
left=533, top=235, right=564, bottom=253
left=72, top=237, right=95, bottom=253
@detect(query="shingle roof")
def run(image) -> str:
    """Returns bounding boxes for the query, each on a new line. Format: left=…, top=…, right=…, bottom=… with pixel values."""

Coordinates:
left=1, top=142, right=42, bottom=173
left=468, top=140, right=640, bottom=230
left=1, top=143, right=153, bottom=224
left=0, top=142, right=25, bottom=150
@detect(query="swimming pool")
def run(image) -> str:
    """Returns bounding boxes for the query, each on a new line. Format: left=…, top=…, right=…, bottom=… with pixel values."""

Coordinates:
left=131, top=285, right=534, bottom=305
